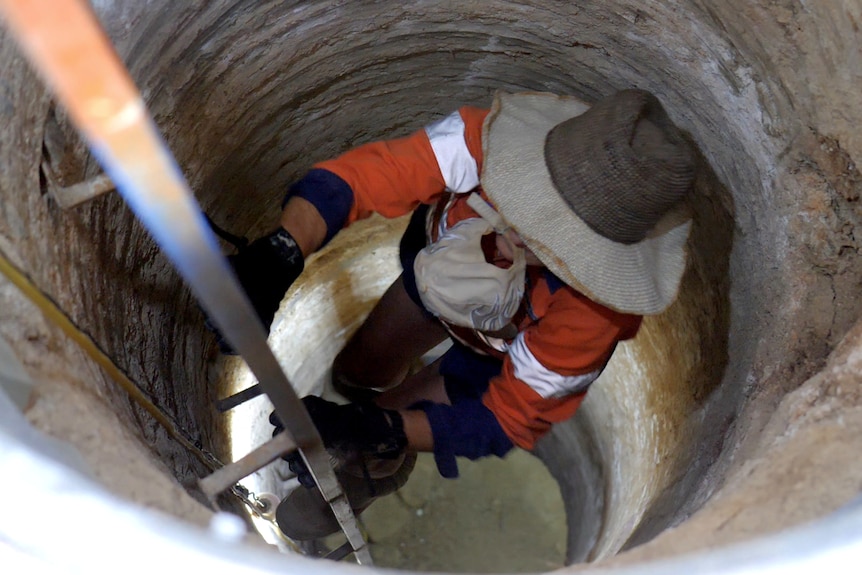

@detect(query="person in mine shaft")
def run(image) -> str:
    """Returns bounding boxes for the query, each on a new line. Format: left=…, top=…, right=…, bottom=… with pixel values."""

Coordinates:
left=210, top=88, right=697, bottom=540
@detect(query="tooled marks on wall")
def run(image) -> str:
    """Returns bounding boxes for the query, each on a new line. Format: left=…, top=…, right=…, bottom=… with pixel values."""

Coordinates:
left=2, top=1, right=861, bottom=568
left=0, top=24, right=218, bottom=497
left=777, top=129, right=862, bottom=375
left=722, top=126, right=862, bottom=492
left=791, top=130, right=862, bottom=275
left=782, top=129, right=862, bottom=347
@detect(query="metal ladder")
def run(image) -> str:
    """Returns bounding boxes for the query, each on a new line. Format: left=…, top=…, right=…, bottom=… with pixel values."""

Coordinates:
left=0, top=0, right=371, bottom=564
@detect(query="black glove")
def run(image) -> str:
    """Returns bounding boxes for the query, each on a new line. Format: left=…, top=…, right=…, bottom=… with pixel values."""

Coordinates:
left=304, top=396, right=408, bottom=458
left=206, top=227, right=304, bottom=353
left=270, top=396, right=408, bottom=486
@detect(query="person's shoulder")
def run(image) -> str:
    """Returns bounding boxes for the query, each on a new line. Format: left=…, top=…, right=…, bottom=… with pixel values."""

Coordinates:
left=458, top=106, right=490, bottom=128
left=452, top=106, right=490, bottom=168
left=543, top=271, right=642, bottom=331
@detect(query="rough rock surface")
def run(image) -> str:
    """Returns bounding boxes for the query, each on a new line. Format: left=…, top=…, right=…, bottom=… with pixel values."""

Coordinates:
left=1, top=0, right=861, bottom=572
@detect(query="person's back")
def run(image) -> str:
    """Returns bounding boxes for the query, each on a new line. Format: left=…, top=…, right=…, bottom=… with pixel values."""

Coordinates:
left=207, top=88, right=696, bottom=540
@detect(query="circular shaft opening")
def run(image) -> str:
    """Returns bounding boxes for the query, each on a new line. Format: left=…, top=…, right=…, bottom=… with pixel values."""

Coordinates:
left=2, top=2, right=862, bottom=574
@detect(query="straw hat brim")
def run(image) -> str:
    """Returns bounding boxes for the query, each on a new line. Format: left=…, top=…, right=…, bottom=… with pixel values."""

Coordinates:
left=481, top=91, right=691, bottom=315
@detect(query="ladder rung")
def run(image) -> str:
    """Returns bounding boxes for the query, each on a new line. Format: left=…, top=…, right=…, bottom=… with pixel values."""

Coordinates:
left=324, top=541, right=355, bottom=562
left=199, top=431, right=296, bottom=499
left=46, top=169, right=116, bottom=209
left=215, top=383, right=263, bottom=412
left=2, top=4, right=372, bottom=563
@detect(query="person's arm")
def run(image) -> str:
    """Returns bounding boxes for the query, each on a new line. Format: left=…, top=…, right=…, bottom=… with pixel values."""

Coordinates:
left=212, top=123, right=451, bottom=346
left=399, top=409, right=435, bottom=451
left=285, top=394, right=512, bottom=479
left=483, top=289, right=642, bottom=450
left=279, top=105, right=490, bottom=257
left=216, top=108, right=486, bottom=343
left=279, top=196, right=327, bottom=258
left=279, top=122, right=453, bottom=258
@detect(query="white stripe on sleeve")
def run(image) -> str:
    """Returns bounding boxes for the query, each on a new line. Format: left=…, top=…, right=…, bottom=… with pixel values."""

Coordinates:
left=508, top=333, right=601, bottom=399
left=425, top=111, right=480, bottom=193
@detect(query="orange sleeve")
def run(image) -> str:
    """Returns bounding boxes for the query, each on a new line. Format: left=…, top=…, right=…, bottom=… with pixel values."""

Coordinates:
left=483, top=288, right=642, bottom=449
left=313, top=106, right=489, bottom=227
left=314, top=128, right=447, bottom=225
left=525, top=289, right=641, bottom=375
left=484, top=361, right=588, bottom=450
left=459, top=106, right=489, bottom=174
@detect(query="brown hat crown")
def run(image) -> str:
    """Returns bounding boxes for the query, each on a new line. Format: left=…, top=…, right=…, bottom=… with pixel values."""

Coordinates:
left=543, top=89, right=695, bottom=245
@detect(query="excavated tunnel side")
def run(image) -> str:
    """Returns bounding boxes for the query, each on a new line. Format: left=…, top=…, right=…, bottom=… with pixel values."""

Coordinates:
left=2, top=1, right=862, bottom=572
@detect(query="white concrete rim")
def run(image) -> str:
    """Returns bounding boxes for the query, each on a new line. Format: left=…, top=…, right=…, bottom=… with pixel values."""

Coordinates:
left=2, top=386, right=861, bottom=575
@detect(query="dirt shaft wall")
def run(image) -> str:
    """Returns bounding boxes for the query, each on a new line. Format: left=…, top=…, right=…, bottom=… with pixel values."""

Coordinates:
left=1, top=0, right=861, bottom=570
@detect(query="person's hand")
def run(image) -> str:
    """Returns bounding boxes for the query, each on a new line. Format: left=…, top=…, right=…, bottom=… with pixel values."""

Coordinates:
left=205, top=228, right=304, bottom=353
left=269, top=396, right=408, bottom=486
left=271, top=396, right=407, bottom=458
left=268, top=410, right=315, bottom=487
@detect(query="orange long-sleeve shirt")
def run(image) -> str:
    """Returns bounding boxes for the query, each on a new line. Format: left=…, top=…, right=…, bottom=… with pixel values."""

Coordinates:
left=310, top=107, right=641, bottom=449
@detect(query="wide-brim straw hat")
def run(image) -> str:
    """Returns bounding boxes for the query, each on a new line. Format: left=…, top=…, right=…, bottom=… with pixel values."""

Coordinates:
left=481, top=90, right=695, bottom=315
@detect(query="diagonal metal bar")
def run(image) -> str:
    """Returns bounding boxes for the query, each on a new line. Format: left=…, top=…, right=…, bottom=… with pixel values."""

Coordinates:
left=0, top=0, right=371, bottom=564
left=215, top=383, right=264, bottom=413
left=325, top=541, right=357, bottom=562
left=199, top=432, right=297, bottom=500
left=43, top=169, right=116, bottom=209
